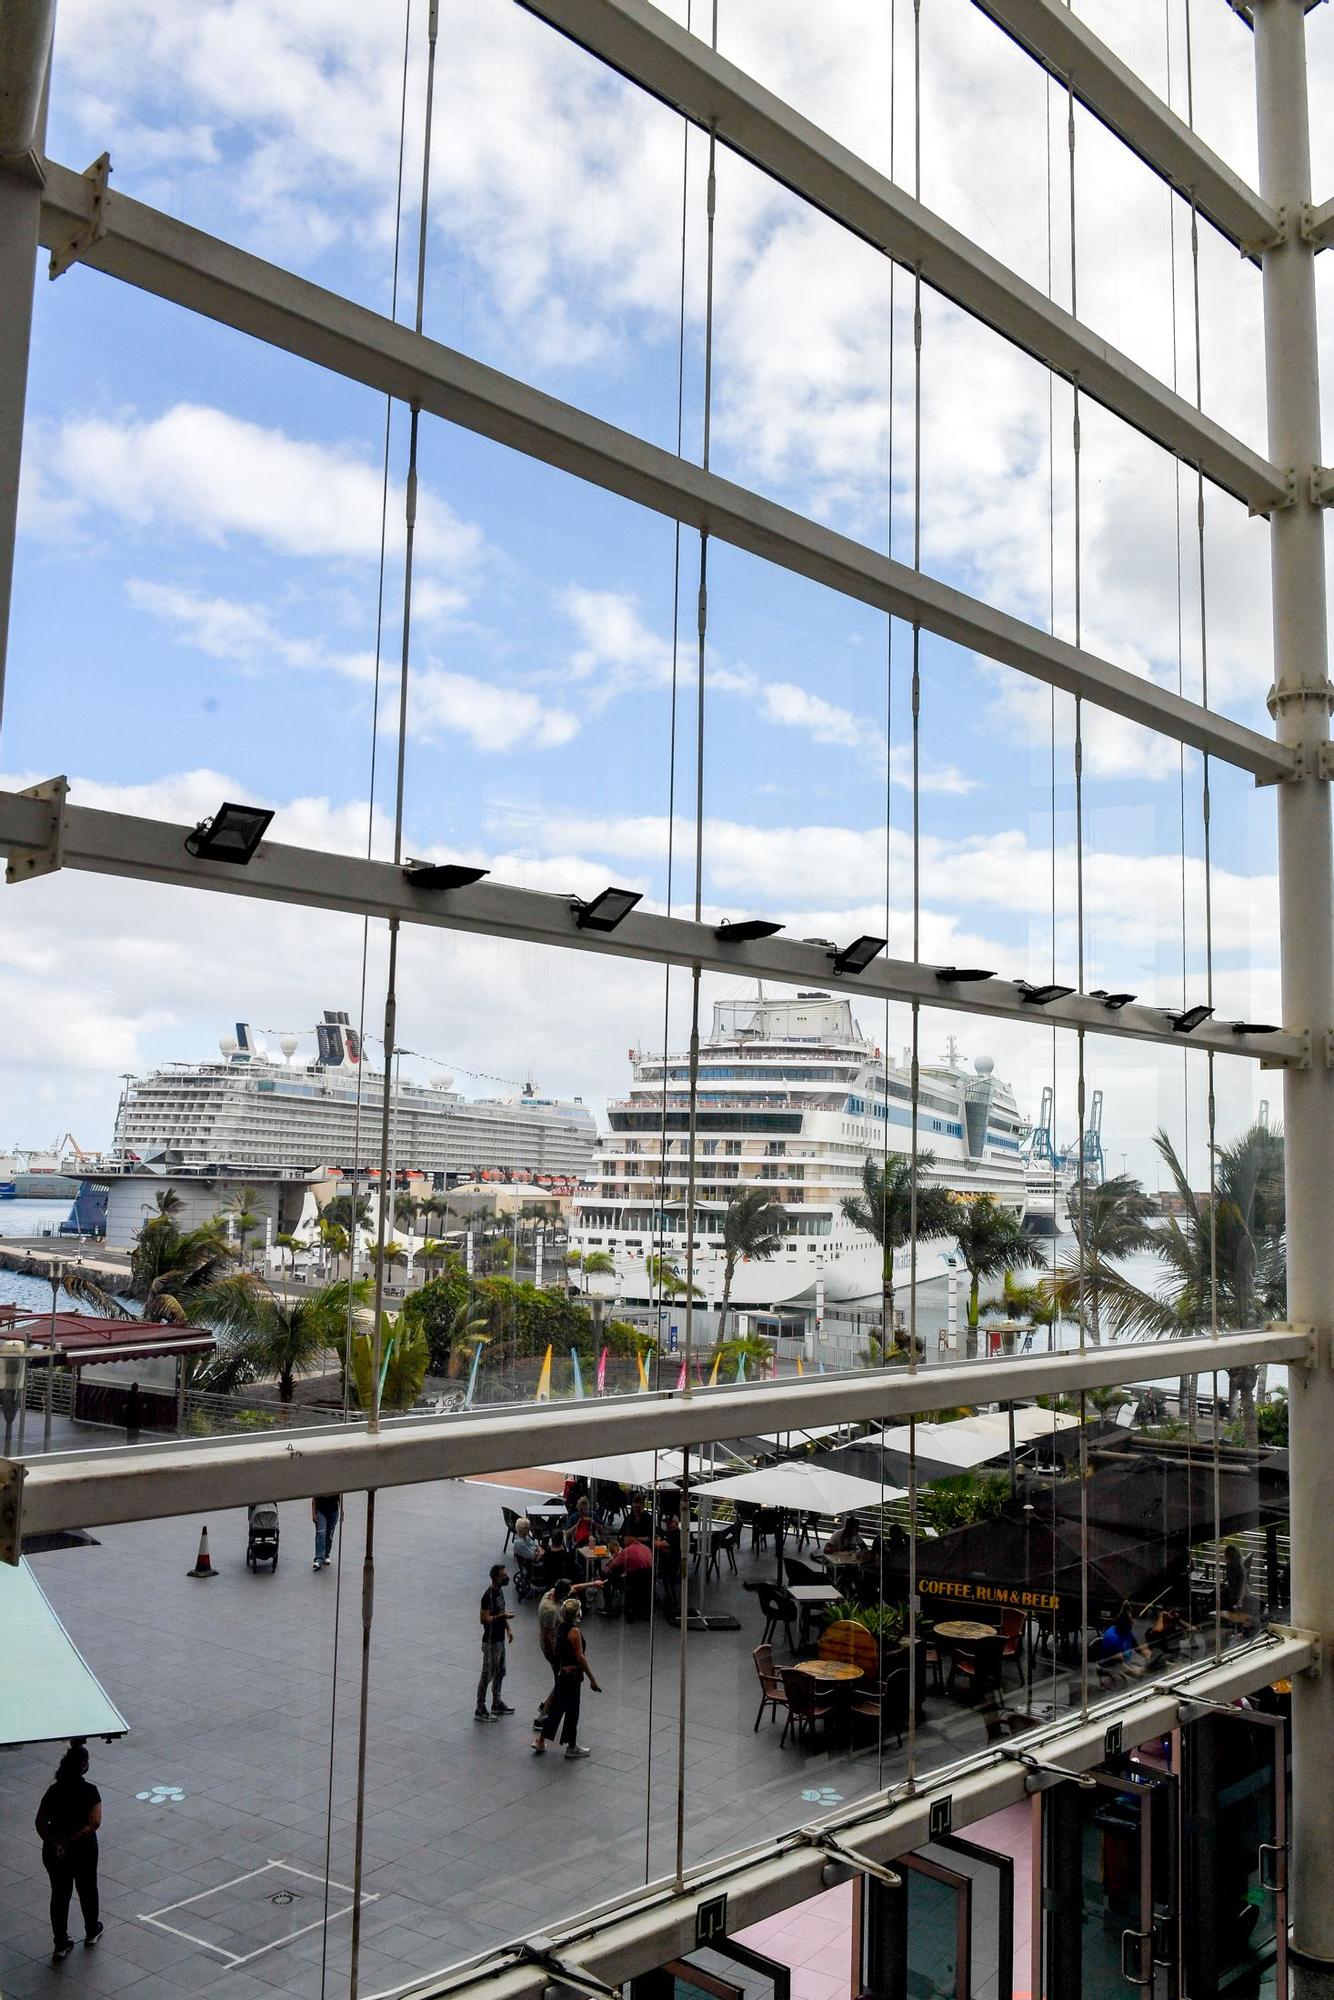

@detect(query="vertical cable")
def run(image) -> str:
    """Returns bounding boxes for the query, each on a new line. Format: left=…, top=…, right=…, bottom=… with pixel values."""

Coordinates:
left=349, top=11, right=437, bottom=1997
left=320, top=7, right=412, bottom=1993
left=675, top=0, right=719, bottom=1893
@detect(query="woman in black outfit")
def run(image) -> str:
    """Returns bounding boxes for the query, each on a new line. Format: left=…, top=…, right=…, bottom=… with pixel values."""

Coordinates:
left=35, top=1741, right=103, bottom=1961
left=532, top=1599, right=600, bottom=1760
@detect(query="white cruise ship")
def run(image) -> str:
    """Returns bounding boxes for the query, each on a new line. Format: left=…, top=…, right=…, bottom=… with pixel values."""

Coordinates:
left=112, top=1013, right=598, bottom=1183
left=569, top=991, right=1030, bottom=1313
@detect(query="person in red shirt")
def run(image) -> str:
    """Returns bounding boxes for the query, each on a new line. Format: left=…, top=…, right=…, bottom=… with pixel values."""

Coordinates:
left=603, top=1536, right=654, bottom=1619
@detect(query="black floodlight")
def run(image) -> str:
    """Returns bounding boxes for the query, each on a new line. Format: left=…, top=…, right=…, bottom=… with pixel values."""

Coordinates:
left=1091, top=988, right=1138, bottom=1011
left=715, top=918, right=785, bottom=943
left=1230, top=1020, right=1281, bottom=1036
left=936, top=966, right=996, bottom=983
left=574, top=886, right=642, bottom=932
left=184, top=801, right=274, bottom=865
left=1166, top=1004, right=1214, bottom=1034
left=831, top=934, right=887, bottom=976
left=404, top=860, right=490, bottom=891
left=1018, top=981, right=1076, bottom=1007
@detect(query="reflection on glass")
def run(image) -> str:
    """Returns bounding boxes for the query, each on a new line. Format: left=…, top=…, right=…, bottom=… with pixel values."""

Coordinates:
left=1183, top=1708, right=1288, bottom=1998
left=1041, top=1759, right=1177, bottom=2000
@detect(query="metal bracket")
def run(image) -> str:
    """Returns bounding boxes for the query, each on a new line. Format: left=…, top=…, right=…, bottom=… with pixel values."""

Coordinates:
left=1240, top=204, right=1290, bottom=261
left=1255, top=740, right=1334, bottom=786
left=4, top=775, right=67, bottom=884
left=797, top=1828, right=902, bottom=1890
left=1000, top=1747, right=1096, bottom=1794
left=1311, top=466, right=1334, bottom=505
left=516, top=1938, right=621, bottom=2000
left=1249, top=465, right=1297, bottom=518
left=48, top=152, right=111, bottom=281
left=0, top=1459, right=26, bottom=1567
left=1268, top=1626, right=1324, bottom=1676
left=1261, top=1027, right=1310, bottom=1071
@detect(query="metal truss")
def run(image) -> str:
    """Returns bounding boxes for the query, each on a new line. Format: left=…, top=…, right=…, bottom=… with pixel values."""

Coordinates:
left=1, top=1327, right=1308, bottom=1544
left=31, top=161, right=1292, bottom=778
left=969, top=0, right=1276, bottom=253
left=516, top=0, right=1286, bottom=513
left=0, top=785, right=1308, bottom=1064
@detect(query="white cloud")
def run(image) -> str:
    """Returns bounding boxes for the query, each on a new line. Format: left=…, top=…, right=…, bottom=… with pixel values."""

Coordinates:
left=125, top=578, right=377, bottom=683
left=407, top=668, right=579, bottom=753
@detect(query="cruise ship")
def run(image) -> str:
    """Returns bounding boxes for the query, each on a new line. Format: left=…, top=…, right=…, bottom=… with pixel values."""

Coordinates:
left=112, top=1013, right=599, bottom=1182
left=569, top=991, right=1031, bottom=1312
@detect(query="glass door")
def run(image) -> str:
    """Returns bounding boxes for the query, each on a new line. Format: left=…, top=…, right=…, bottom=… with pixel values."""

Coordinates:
left=1181, top=1708, right=1288, bottom=1998
left=858, top=1836, right=1013, bottom=2000
left=629, top=1941, right=790, bottom=2000
left=1039, top=1760, right=1178, bottom=1999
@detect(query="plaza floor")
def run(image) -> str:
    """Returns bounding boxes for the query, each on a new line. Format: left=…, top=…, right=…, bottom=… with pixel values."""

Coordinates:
left=0, top=1462, right=1068, bottom=2000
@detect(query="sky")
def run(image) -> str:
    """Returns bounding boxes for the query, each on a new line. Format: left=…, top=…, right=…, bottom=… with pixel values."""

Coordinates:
left=3, top=0, right=1332, bottom=1182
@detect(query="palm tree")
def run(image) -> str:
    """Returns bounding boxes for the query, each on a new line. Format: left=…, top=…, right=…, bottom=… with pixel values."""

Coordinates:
left=275, top=1232, right=301, bottom=1279
left=346, top=1309, right=431, bottom=1412
left=393, top=1192, right=420, bottom=1237
left=317, top=1217, right=349, bottom=1277
left=439, top=1301, right=491, bottom=1377
left=718, top=1186, right=786, bottom=1333
left=417, top=1237, right=456, bottom=1280
left=1094, top=1124, right=1285, bottom=1450
left=646, top=1252, right=701, bottom=1300
left=567, top=1248, right=615, bottom=1293
left=196, top=1274, right=369, bottom=1404
left=840, top=1154, right=958, bottom=1354
left=1047, top=1172, right=1160, bottom=1345
left=948, top=1196, right=1042, bottom=1358
left=152, top=1188, right=183, bottom=1219
left=222, top=1186, right=262, bottom=1264
left=128, top=1213, right=236, bottom=1322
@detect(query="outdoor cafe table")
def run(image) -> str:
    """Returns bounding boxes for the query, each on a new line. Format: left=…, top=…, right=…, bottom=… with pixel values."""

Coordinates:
left=788, top=1659, right=863, bottom=1684
left=787, top=1582, right=840, bottom=1647
left=932, top=1618, right=1001, bottom=1698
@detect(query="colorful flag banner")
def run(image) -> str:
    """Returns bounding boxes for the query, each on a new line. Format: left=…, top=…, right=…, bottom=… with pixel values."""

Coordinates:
left=534, top=1344, right=553, bottom=1402
left=570, top=1349, right=585, bottom=1399
left=707, top=1352, right=721, bottom=1387
left=596, top=1346, right=608, bottom=1395
left=636, top=1350, right=650, bottom=1392
left=464, top=1341, right=483, bottom=1409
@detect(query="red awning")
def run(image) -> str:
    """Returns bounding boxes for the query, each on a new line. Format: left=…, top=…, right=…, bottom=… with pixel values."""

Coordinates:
left=0, top=1307, right=214, bottom=1366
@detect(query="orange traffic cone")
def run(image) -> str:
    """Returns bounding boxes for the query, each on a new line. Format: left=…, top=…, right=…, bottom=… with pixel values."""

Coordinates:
left=187, top=1525, right=218, bottom=1578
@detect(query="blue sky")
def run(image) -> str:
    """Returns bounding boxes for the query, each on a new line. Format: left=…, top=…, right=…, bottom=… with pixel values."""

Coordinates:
left=4, top=0, right=1325, bottom=1175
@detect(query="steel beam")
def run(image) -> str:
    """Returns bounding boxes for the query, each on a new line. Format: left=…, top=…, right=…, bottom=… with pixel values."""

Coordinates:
left=970, top=0, right=1275, bottom=253
left=0, top=788, right=1308, bottom=1064
left=517, top=0, right=1286, bottom=513
left=392, top=1637, right=1312, bottom=2000
left=32, top=162, right=1292, bottom=778
left=1, top=1327, right=1307, bottom=1542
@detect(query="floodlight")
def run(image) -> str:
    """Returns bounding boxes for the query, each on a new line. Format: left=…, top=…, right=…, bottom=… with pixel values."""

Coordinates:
left=715, top=918, right=785, bottom=943
left=1230, top=1020, right=1281, bottom=1035
left=1166, top=1004, right=1214, bottom=1034
left=404, top=860, right=490, bottom=891
left=1018, top=981, right=1076, bottom=1006
left=831, top=934, right=887, bottom=976
left=936, top=966, right=996, bottom=983
left=1091, top=989, right=1137, bottom=1011
left=573, top=886, right=642, bottom=932
left=184, top=801, right=274, bottom=865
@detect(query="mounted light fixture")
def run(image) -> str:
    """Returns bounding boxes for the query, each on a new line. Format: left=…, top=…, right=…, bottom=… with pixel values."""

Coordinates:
left=1091, top=989, right=1137, bottom=1010
left=715, top=918, right=785, bottom=943
left=1166, top=1004, right=1214, bottom=1034
left=1018, top=981, right=1076, bottom=1006
left=404, top=860, right=490, bottom=891
left=184, top=801, right=274, bottom=866
left=830, top=934, right=887, bottom=976
left=573, top=886, right=642, bottom=932
left=936, top=966, right=995, bottom=983
left=1230, top=1020, right=1281, bottom=1036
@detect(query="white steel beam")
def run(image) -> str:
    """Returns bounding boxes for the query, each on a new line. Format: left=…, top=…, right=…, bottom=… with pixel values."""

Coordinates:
left=1, top=1327, right=1308, bottom=1542
left=516, top=0, right=1286, bottom=513
left=33, top=163, right=1293, bottom=777
left=396, top=1636, right=1313, bottom=2000
left=0, top=788, right=1308, bottom=1065
left=970, top=0, right=1276, bottom=253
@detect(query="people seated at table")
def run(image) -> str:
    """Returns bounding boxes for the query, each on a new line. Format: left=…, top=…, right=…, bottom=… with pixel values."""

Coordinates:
left=1145, top=1604, right=1187, bottom=1658
left=564, top=1495, right=603, bottom=1552
left=511, top=1516, right=539, bottom=1566
left=603, top=1535, right=655, bottom=1619
left=655, top=1510, right=682, bottom=1615
left=620, top=1494, right=655, bottom=1545
left=824, top=1514, right=866, bottom=1556
left=1097, top=1608, right=1151, bottom=1675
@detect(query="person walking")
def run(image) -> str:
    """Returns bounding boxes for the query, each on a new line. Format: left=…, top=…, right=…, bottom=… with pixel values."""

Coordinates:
left=124, top=1381, right=142, bottom=1444
left=35, top=1741, right=103, bottom=1962
left=533, top=1575, right=590, bottom=1727
left=312, top=1494, right=340, bottom=1570
left=532, top=1598, right=600, bottom=1759
left=477, top=1562, right=515, bottom=1718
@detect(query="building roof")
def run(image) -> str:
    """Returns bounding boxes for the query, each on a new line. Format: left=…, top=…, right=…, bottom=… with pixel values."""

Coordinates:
left=0, top=1306, right=214, bottom=1366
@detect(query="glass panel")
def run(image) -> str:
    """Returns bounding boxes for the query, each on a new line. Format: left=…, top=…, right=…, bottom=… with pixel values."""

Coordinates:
left=901, top=1856, right=969, bottom=2000
left=1042, top=1762, right=1176, bottom=2000
left=1183, top=1711, right=1287, bottom=1999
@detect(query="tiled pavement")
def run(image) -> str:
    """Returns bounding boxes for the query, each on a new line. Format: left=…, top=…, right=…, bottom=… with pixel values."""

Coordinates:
left=0, top=1470, right=1055, bottom=2000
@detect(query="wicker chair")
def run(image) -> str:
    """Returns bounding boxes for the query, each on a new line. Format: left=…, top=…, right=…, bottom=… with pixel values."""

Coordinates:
left=780, top=1668, right=834, bottom=1747
left=752, top=1644, right=789, bottom=1731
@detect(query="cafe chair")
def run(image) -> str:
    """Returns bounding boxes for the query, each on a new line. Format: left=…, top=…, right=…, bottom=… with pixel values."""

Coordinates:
left=501, top=1505, right=519, bottom=1550
left=781, top=1555, right=825, bottom=1590
left=949, top=1633, right=1004, bottom=1700
left=780, top=1667, right=834, bottom=1748
left=850, top=1665, right=910, bottom=1750
left=752, top=1645, right=790, bottom=1731
left=752, top=1507, right=782, bottom=1553
left=756, top=1580, right=798, bottom=1651
left=982, top=1702, right=1040, bottom=1744
left=999, top=1609, right=1026, bottom=1683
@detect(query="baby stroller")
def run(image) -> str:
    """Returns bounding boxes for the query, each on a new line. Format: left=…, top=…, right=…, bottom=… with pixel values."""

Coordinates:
left=246, top=1502, right=280, bottom=1570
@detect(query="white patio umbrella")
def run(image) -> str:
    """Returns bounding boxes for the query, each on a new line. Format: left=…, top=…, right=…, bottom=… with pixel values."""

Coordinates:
left=691, top=1459, right=907, bottom=1514
left=539, top=1448, right=688, bottom=1489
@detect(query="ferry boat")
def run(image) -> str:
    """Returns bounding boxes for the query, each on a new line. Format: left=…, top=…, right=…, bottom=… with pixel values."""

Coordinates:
left=111, top=1012, right=599, bottom=1182
left=569, top=991, right=1031, bottom=1313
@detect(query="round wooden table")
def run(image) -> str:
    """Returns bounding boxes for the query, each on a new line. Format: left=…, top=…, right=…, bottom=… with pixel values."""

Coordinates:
left=932, top=1619, right=997, bottom=1642
left=788, top=1659, right=863, bottom=1683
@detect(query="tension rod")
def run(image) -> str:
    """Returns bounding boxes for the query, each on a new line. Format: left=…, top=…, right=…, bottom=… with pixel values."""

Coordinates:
left=515, top=1937, right=622, bottom=2000
left=1001, top=1746, right=1097, bottom=1792
left=797, top=1827, right=903, bottom=1889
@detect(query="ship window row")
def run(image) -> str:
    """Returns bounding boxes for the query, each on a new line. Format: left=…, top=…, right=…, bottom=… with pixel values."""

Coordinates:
left=578, top=1209, right=835, bottom=1237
